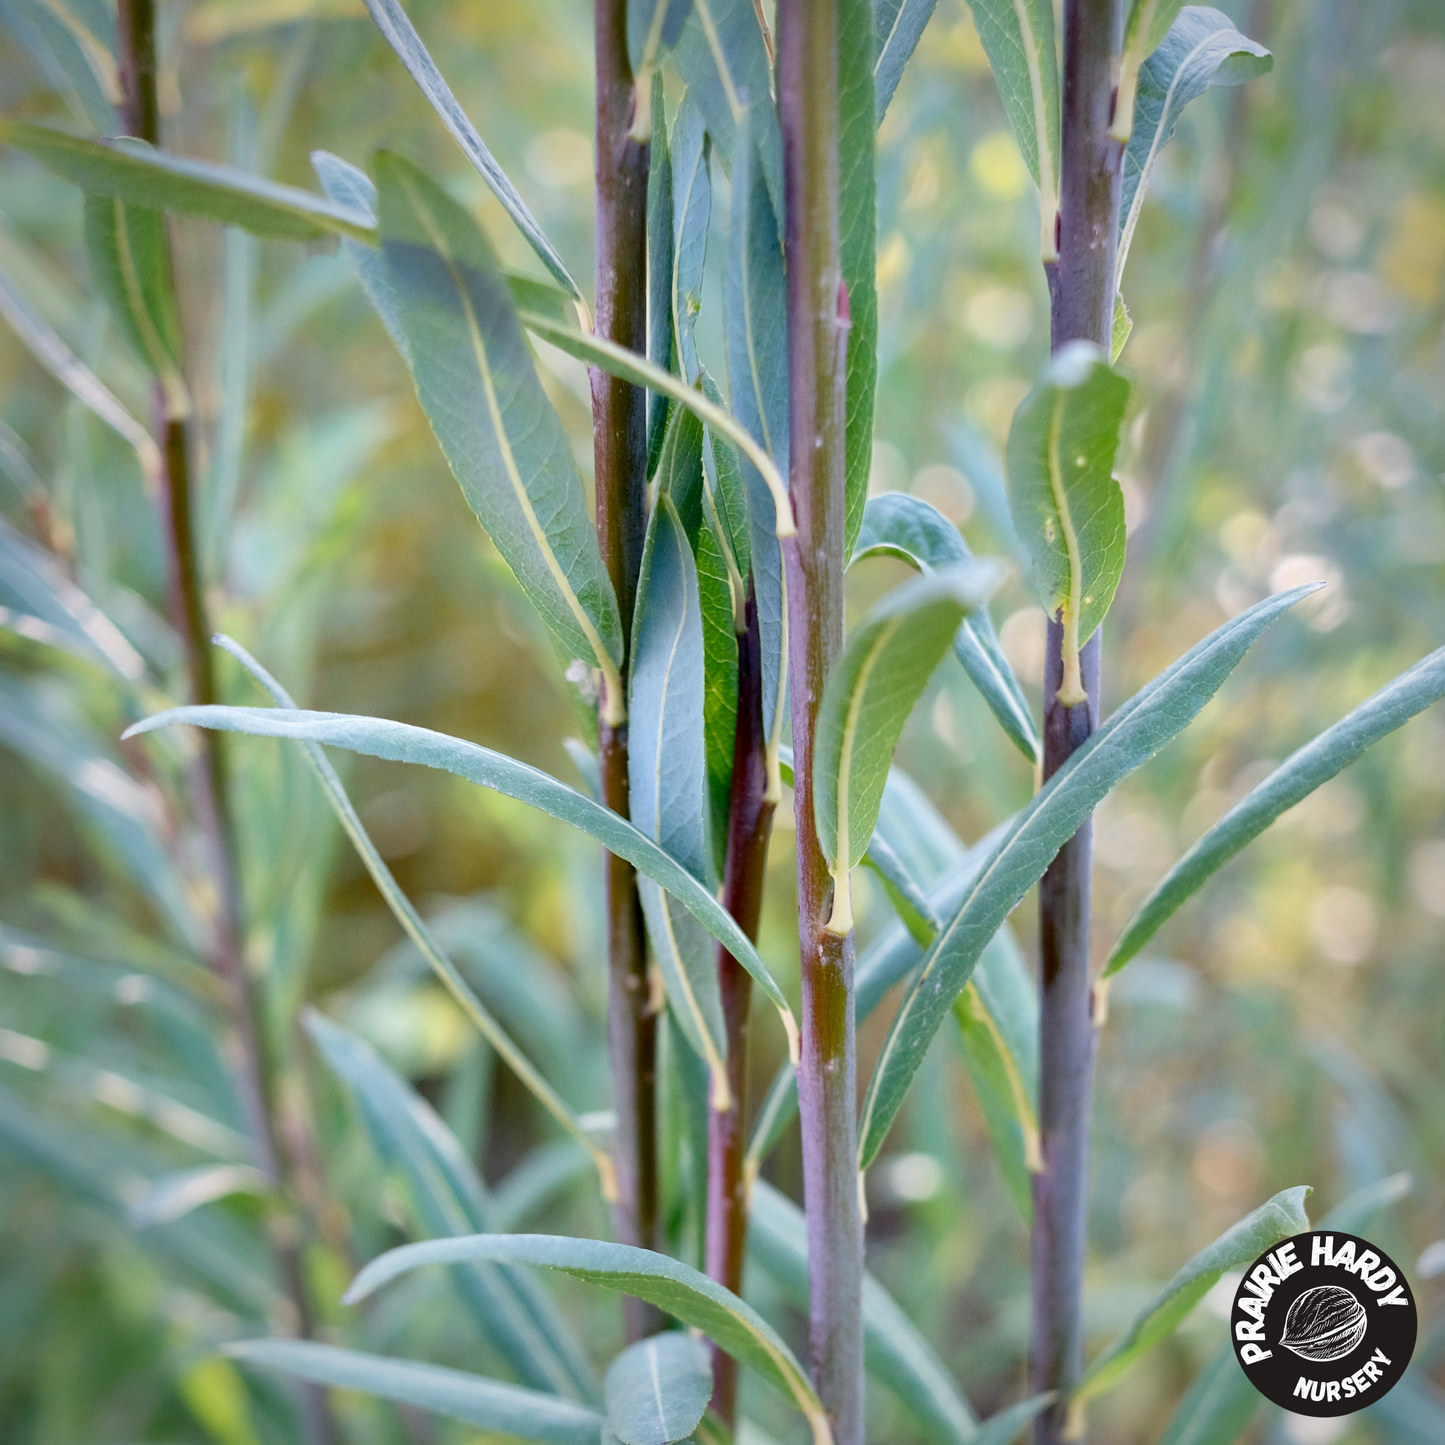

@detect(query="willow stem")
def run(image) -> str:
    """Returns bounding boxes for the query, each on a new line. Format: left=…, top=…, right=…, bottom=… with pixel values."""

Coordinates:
left=592, top=0, right=660, bottom=1340
left=778, top=0, right=863, bottom=1439
left=705, top=588, right=775, bottom=1425
left=1031, top=2, right=1123, bottom=1443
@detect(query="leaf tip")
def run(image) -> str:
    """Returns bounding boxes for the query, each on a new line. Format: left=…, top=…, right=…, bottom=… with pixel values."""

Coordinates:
left=779, top=1005, right=800, bottom=1070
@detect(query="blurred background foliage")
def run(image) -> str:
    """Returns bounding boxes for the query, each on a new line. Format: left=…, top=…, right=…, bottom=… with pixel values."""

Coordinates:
left=1, top=1, right=1443, bottom=1443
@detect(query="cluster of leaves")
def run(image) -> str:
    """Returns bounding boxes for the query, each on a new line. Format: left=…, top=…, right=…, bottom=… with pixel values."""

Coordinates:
left=1, top=1, right=1444, bottom=1443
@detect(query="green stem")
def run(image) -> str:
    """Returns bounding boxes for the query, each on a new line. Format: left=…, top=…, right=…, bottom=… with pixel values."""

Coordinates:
left=592, top=0, right=660, bottom=1340
left=778, top=0, right=863, bottom=1439
left=1033, top=2, right=1123, bottom=1442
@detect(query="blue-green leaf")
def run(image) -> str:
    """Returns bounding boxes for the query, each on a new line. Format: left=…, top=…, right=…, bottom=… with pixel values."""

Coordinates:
left=724, top=119, right=791, bottom=793
left=604, top=1334, right=712, bottom=1445
left=673, top=0, right=783, bottom=225
left=0, top=0, right=118, bottom=131
left=1006, top=342, right=1130, bottom=705
left=857, top=585, right=1319, bottom=1170
left=839, top=0, right=877, bottom=558
left=647, top=71, right=675, bottom=475
left=670, top=93, right=711, bottom=387
left=374, top=151, right=625, bottom=716
left=874, top=0, right=940, bottom=122
left=1116, top=7, right=1271, bottom=286
left=307, top=1013, right=597, bottom=1400
left=814, top=566, right=1000, bottom=933
left=1111, top=0, right=1186, bottom=143
left=345, top=1234, right=830, bottom=1445
left=0, top=123, right=375, bottom=241
left=854, top=491, right=1040, bottom=762
left=630, top=497, right=730, bottom=1102
left=360, top=0, right=581, bottom=297
left=1107, top=646, right=1445, bottom=977
left=230, top=1340, right=602, bottom=1445
left=748, top=1180, right=978, bottom=1445
left=122, top=703, right=799, bottom=1054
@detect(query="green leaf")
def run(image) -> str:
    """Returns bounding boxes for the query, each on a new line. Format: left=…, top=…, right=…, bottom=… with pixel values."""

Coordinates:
left=647, top=71, right=675, bottom=476
left=874, top=0, right=940, bottom=122
left=696, top=515, right=740, bottom=881
left=698, top=370, right=751, bottom=607
left=0, top=516, right=144, bottom=679
left=127, top=1164, right=268, bottom=1229
left=82, top=195, right=187, bottom=411
left=862, top=832, right=940, bottom=945
left=1005, top=341, right=1130, bottom=706
left=963, top=0, right=1060, bottom=260
left=748, top=1180, right=979, bottom=1445
left=121, top=702, right=799, bottom=1054
left=604, top=1334, right=712, bottom=1445
left=0, top=255, right=161, bottom=488
left=629, top=497, right=730, bottom=1103
left=857, top=585, right=1319, bottom=1170
left=306, top=1013, right=597, bottom=1400
left=374, top=152, right=625, bottom=718
left=215, top=638, right=615, bottom=1195
left=1116, top=7, right=1271, bottom=287
left=230, top=1340, right=602, bottom=1445
left=813, top=565, right=1000, bottom=933
left=1111, top=0, right=1186, bottom=142
left=628, top=0, right=695, bottom=78
left=854, top=492, right=1040, bottom=763
left=673, top=0, right=784, bottom=226
left=1073, top=1186, right=1312, bottom=1407
left=0, top=123, right=375, bottom=241
left=1155, top=1344, right=1258, bottom=1445
left=670, top=93, right=711, bottom=387
left=653, top=395, right=708, bottom=544
left=1106, top=646, right=1445, bottom=977
left=360, top=0, right=581, bottom=297
left=0, top=0, right=118, bottom=132
left=344, top=1235, right=831, bottom=1445
left=972, top=1396, right=1058, bottom=1445
left=839, top=0, right=877, bottom=559
left=1112, top=292, right=1132, bottom=362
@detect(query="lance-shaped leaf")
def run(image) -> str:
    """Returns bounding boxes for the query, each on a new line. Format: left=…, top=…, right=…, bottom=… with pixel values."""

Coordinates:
left=345, top=1235, right=831, bottom=1445
left=726, top=120, right=791, bottom=791
left=374, top=152, right=625, bottom=719
left=1116, top=7, right=1271, bottom=286
left=0, top=123, right=375, bottom=241
left=858, top=585, right=1319, bottom=1169
left=814, top=565, right=1001, bottom=935
left=1072, top=1186, right=1311, bottom=1408
left=83, top=195, right=187, bottom=413
left=1107, top=645, right=1445, bottom=977
left=1006, top=341, right=1129, bottom=707
left=307, top=1013, right=597, bottom=1399
left=646, top=73, right=675, bottom=474
left=862, top=832, right=940, bottom=945
left=673, top=0, right=784, bottom=225
left=696, top=516, right=739, bottom=880
left=698, top=371, right=750, bottom=610
left=230, top=1341, right=602, bottom=1445
left=749, top=1180, right=979, bottom=1445
left=670, top=92, right=711, bottom=386
left=0, top=257, right=161, bottom=488
left=839, top=0, right=877, bottom=558
left=629, top=0, right=695, bottom=87
left=964, top=0, right=1060, bottom=260
left=854, top=491, right=1040, bottom=762
left=1111, top=0, right=1185, bottom=142
left=604, top=1334, right=711, bottom=1445
left=361, top=0, right=580, bottom=297
left=121, top=704, right=799, bottom=1058
left=874, top=0, right=940, bottom=122
left=629, top=498, right=730, bottom=1105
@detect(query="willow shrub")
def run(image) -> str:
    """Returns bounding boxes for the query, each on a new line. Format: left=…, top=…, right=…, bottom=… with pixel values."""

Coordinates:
left=0, top=2, right=1441, bottom=1445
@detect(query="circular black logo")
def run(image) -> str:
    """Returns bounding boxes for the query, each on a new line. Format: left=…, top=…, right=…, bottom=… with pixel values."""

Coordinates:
left=1230, top=1230, right=1417, bottom=1416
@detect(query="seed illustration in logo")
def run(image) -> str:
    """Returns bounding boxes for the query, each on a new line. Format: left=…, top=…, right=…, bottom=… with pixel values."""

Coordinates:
left=1280, top=1284, right=1369, bottom=1362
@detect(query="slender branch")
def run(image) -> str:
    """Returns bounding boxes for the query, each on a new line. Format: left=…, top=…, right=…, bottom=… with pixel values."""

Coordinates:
left=592, top=0, right=660, bottom=1340
left=778, top=1, right=863, bottom=1440
left=706, top=589, right=775, bottom=1426
left=1032, top=3, right=1122, bottom=1443
left=115, top=9, right=334, bottom=1442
